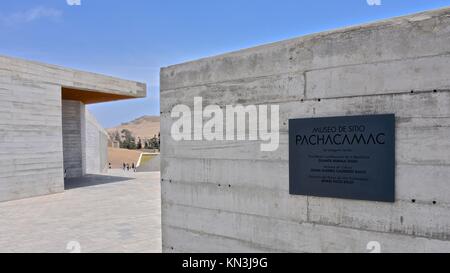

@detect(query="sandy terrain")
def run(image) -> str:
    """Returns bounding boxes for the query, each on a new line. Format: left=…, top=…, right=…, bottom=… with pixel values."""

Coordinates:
left=106, top=116, right=160, bottom=169
left=108, top=148, right=142, bottom=168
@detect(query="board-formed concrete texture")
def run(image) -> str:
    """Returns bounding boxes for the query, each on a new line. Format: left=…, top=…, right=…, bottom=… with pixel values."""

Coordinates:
left=0, top=55, right=146, bottom=202
left=85, top=110, right=109, bottom=175
left=62, top=100, right=85, bottom=178
left=160, top=7, right=450, bottom=253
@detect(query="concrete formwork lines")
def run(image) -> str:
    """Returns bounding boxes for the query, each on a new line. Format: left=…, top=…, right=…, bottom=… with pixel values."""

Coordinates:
left=162, top=178, right=450, bottom=240
left=163, top=203, right=450, bottom=252
left=161, top=8, right=450, bottom=252
left=161, top=7, right=450, bottom=91
left=163, top=225, right=286, bottom=253
left=160, top=87, right=450, bottom=117
left=0, top=56, right=146, bottom=97
left=160, top=52, right=450, bottom=98
left=163, top=224, right=289, bottom=253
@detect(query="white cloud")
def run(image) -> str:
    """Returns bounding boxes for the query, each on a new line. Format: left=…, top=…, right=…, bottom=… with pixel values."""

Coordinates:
left=67, top=0, right=82, bottom=6
left=367, top=0, right=382, bottom=6
left=0, top=6, right=62, bottom=26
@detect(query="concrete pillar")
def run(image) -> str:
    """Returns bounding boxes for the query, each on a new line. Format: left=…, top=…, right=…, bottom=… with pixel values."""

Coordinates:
left=85, top=110, right=109, bottom=174
left=62, top=100, right=86, bottom=178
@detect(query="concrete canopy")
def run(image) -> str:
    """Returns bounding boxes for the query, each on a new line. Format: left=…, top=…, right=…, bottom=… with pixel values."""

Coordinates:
left=61, top=87, right=139, bottom=104
left=0, top=55, right=146, bottom=102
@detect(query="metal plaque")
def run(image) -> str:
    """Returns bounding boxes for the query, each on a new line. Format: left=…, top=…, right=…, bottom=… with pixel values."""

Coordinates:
left=289, top=114, right=395, bottom=202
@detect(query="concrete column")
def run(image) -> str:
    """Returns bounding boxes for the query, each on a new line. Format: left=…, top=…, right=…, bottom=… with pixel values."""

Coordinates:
left=85, top=110, right=109, bottom=174
left=62, top=100, right=86, bottom=178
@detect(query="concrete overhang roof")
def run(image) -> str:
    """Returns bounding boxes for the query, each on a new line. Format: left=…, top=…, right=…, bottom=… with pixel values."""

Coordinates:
left=0, top=55, right=147, bottom=104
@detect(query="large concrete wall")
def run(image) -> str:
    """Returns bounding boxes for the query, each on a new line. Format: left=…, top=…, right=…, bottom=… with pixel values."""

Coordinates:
left=62, top=100, right=85, bottom=178
left=0, top=55, right=146, bottom=202
left=160, top=8, right=450, bottom=252
left=62, top=103, right=110, bottom=178
left=0, top=78, right=64, bottom=202
left=85, top=110, right=109, bottom=174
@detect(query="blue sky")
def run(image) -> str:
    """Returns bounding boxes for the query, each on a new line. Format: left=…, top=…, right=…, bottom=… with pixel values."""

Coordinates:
left=1, top=0, right=449, bottom=128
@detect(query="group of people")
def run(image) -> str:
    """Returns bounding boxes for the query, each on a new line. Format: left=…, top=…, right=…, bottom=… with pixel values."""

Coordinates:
left=123, top=162, right=137, bottom=172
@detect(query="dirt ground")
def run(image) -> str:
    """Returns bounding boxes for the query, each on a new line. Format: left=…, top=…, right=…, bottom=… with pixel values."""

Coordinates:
left=108, top=148, right=142, bottom=168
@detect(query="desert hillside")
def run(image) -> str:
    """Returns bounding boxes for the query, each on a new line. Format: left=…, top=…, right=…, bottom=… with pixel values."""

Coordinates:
left=107, top=115, right=160, bottom=141
left=106, top=116, right=160, bottom=168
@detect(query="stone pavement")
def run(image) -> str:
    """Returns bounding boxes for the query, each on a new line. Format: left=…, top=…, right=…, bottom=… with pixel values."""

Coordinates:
left=0, top=170, right=161, bottom=253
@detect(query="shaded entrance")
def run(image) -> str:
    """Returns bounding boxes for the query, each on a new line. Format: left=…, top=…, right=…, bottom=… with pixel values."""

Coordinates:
left=61, top=87, right=137, bottom=185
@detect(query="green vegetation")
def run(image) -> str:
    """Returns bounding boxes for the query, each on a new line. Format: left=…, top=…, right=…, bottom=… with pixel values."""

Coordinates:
left=111, top=130, right=160, bottom=151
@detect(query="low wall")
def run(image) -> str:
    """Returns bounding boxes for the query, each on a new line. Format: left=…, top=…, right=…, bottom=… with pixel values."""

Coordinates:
left=136, top=153, right=161, bottom=172
left=160, top=8, right=450, bottom=252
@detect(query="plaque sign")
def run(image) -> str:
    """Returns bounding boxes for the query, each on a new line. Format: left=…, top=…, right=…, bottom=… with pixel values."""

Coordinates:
left=289, top=114, right=395, bottom=202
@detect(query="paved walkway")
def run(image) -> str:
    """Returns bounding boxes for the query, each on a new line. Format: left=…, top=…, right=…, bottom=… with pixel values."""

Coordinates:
left=0, top=170, right=161, bottom=253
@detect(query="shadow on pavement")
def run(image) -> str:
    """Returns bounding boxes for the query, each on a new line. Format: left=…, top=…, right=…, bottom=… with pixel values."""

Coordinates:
left=64, top=174, right=135, bottom=190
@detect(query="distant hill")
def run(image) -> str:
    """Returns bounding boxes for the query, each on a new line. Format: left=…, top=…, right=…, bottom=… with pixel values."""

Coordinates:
left=107, top=115, right=160, bottom=141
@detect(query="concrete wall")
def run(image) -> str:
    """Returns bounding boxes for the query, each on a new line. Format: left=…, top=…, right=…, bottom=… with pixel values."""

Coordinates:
left=0, top=55, right=146, bottom=202
left=85, top=110, right=109, bottom=174
left=62, top=100, right=85, bottom=178
left=0, top=78, right=64, bottom=202
left=160, top=8, right=450, bottom=252
left=61, top=103, right=110, bottom=178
